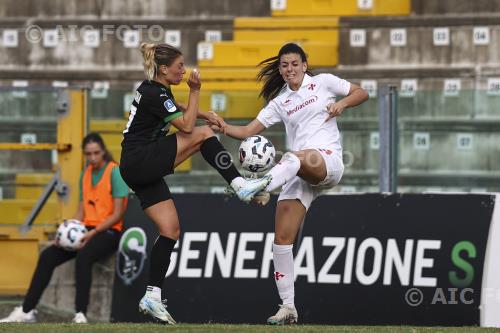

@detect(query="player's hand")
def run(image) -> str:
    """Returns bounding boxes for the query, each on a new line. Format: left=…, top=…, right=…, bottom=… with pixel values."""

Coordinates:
left=324, top=101, right=348, bottom=122
left=206, top=111, right=227, bottom=134
left=208, top=123, right=222, bottom=133
left=78, top=229, right=98, bottom=249
left=187, top=69, right=201, bottom=91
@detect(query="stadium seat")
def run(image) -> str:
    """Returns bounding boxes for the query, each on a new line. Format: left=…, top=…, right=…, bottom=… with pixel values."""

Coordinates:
left=271, top=0, right=410, bottom=16
left=0, top=199, right=58, bottom=225
left=197, top=41, right=338, bottom=67
left=15, top=173, right=57, bottom=200
left=0, top=238, right=40, bottom=294
left=234, top=17, right=339, bottom=43
left=170, top=88, right=265, bottom=119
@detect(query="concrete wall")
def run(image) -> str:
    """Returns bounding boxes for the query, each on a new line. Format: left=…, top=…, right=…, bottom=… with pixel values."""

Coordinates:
left=412, top=0, right=500, bottom=15
left=0, top=19, right=234, bottom=69
left=39, top=248, right=116, bottom=322
left=0, top=0, right=270, bottom=18
left=340, top=16, right=500, bottom=67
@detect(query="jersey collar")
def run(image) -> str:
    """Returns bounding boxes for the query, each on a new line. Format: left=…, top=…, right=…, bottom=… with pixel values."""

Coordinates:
left=284, top=74, right=313, bottom=96
left=149, top=79, right=170, bottom=92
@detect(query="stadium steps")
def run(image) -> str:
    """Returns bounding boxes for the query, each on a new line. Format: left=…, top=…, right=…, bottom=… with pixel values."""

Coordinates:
left=0, top=237, right=40, bottom=294
left=0, top=0, right=270, bottom=18
left=0, top=171, right=56, bottom=294
left=271, top=0, right=410, bottom=17
left=15, top=173, right=57, bottom=200
left=338, top=15, right=500, bottom=67
left=233, top=17, right=339, bottom=43
left=412, top=0, right=500, bottom=15
left=0, top=199, right=58, bottom=226
left=197, top=41, right=338, bottom=68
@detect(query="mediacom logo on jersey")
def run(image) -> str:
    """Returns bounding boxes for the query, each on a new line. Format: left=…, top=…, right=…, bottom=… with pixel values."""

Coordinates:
left=286, top=96, right=318, bottom=116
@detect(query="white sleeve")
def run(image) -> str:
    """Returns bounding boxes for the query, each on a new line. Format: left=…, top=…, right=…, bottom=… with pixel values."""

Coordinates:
left=321, top=73, right=351, bottom=97
left=256, top=100, right=282, bottom=128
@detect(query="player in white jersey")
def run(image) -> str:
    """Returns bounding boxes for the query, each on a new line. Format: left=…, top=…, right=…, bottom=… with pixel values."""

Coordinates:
left=209, top=43, right=368, bottom=324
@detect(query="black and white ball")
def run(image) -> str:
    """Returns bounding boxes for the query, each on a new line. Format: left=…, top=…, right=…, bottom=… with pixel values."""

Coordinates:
left=55, top=219, right=88, bottom=251
left=239, top=135, right=276, bottom=173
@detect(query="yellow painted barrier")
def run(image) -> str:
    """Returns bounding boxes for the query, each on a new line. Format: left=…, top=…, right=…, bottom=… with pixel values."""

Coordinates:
left=171, top=88, right=265, bottom=119
left=234, top=17, right=339, bottom=43
left=198, top=41, right=338, bottom=68
left=58, top=91, right=86, bottom=220
left=186, top=68, right=260, bottom=81
left=0, top=200, right=58, bottom=225
left=235, top=16, right=339, bottom=28
left=272, top=0, right=410, bottom=16
left=15, top=173, right=57, bottom=200
left=0, top=226, right=55, bottom=241
left=0, top=238, right=39, bottom=294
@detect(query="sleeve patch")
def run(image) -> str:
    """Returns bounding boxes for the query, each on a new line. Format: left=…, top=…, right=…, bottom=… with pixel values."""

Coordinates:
left=164, top=99, right=177, bottom=113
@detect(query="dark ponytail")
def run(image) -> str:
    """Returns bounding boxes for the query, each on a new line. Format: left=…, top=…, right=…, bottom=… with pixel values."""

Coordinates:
left=257, top=43, right=313, bottom=103
left=82, top=132, right=114, bottom=163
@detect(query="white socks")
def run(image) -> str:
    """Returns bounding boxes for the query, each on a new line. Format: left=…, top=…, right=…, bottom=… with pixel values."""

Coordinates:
left=272, top=243, right=295, bottom=306
left=145, top=285, right=161, bottom=300
left=230, top=176, right=246, bottom=191
left=265, top=153, right=301, bottom=192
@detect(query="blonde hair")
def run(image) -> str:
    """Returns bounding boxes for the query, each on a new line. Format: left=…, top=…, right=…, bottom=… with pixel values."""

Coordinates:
left=140, top=43, right=183, bottom=80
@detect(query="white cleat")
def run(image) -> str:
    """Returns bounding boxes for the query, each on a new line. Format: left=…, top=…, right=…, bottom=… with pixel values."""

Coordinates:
left=0, top=306, right=37, bottom=323
left=225, top=187, right=270, bottom=206
left=72, top=312, right=88, bottom=324
left=235, top=175, right=272, bottom=203
left=138, top=294, right=176, bottom=325
left=267, top=304, right=298, bottom=325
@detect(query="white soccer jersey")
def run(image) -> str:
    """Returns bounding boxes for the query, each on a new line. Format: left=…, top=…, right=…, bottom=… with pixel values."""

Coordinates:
left=257, top=73, right=350, bottom=154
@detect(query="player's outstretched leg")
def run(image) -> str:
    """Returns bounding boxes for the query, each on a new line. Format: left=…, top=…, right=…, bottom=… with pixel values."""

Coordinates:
left=267, top=304, right=298, bottom=325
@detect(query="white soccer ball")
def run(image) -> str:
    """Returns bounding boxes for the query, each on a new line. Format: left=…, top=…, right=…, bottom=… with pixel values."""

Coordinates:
left=55, top=219, right=88, bottom=251
left=239, top=135, right=276, bottom=173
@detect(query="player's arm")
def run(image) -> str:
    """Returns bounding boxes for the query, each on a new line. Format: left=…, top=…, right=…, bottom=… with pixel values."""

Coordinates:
left=219, top=118, right=266, bottom=140
left=177, top=102, right=226, bottom=130
left=170, top=70, right=201, bottom=133
left=325, top=83, right=368, bottom=121
left=73, top=201, right=84, bottom=221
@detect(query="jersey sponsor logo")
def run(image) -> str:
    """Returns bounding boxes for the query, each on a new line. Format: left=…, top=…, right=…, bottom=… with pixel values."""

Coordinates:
left=281, top=99, right=292, bottom=106
left=286, top=95, right=318, bottom=116
left=164, top=99, right=177, bottom=113
left=308, top=83, right=316, bottom=91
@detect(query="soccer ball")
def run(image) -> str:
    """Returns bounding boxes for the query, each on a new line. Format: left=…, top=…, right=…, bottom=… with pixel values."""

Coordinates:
left=239, top=135, right=276, bottom=173
left=55, top=219, right=88, bottom=251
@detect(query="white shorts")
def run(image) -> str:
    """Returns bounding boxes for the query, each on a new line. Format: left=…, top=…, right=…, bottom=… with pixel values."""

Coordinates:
left=277, top=149, right=344, bottom=210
